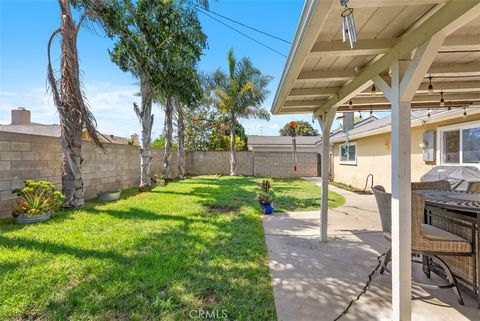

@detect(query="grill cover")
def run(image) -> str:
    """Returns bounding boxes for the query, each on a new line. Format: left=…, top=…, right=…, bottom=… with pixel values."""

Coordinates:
left=421, top=166, right=480, bottom=191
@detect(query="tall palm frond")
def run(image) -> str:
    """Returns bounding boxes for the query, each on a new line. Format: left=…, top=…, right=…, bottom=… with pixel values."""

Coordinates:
left=208, top=48, right=272, bottom=175
left=240, top=106, right=271, bottom=120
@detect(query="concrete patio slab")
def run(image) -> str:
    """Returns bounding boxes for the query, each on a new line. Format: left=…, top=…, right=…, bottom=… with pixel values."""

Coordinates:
left=263, top=178, right=479, bottom=321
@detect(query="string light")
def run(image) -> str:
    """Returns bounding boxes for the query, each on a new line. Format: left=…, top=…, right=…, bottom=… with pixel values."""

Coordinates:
left=463, top=106, right=468, bottom=118
left=427, top=109, right=431, bottom=118
left=340, top=0, right=357, bottom=49
left=371, top=84, right=376, bottom=96
left=427, top=75, right=434, bottom=95
left=440, top=91, right=445, bottom=107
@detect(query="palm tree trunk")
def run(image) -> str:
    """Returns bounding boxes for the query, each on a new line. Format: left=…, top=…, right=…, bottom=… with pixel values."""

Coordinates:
left=47, top=0, right=103, bottom=207
left=135, top=72, right=153, bottom=191
left=177, top=105, right=186, bottom=179
left=163, top=97, right=173, bottom=181
left=230, top=114, right=237, bottom=176
left=57, top=0, right=84, bottom=208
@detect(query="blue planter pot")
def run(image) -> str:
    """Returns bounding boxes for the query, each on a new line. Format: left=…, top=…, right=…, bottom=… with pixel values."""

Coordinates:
left=259, top=202, right=274, bottom=215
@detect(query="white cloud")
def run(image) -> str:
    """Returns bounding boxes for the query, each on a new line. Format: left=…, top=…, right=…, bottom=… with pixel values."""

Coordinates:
left=0, top=84, right=321, bottom=139
left=0, top=83, right=166, bottom=138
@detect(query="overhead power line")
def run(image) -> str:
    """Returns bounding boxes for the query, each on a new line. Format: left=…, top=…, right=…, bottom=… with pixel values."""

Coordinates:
left=186, top=3, right=288, bottom=58
left=187, top=1, right=292, bottom=44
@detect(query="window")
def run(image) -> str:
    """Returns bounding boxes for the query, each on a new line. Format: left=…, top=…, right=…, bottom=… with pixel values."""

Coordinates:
left=442, top=130, right=460, bottom=163
left=439, top=121, right=480, bottom=165
left=463, top=127, right=480, bottom=163
left=340, top=143, right=357, bottom=165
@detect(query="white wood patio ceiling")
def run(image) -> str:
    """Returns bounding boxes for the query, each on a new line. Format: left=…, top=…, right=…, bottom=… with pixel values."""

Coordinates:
left=271, top=0, right=480, bottom=115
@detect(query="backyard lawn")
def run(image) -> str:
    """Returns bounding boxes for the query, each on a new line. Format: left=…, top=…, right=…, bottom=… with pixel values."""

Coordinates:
left=0, top=176, right=344, bottom=320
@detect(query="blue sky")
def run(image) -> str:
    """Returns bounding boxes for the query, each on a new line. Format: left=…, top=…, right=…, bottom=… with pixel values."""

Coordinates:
left=0, top=0, right=319, bottom=138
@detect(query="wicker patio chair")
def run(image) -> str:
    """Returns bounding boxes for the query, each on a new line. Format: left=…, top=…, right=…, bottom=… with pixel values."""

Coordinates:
left=412, top=180, right=451, bottom=191
left=468, top=181, right=480, bottom=193
left=372, top=186, right=392, bottom=275
left=372, top=185, right=472, bottom=305
left=411, top=180, right=451, bottom=277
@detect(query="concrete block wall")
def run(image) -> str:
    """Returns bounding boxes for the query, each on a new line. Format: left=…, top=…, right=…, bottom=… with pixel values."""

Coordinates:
left=82, top=142, right=139, bottom=199
left=80, top=145, right=178, bottom=199
left=187, top=151, right=253, bottom=175
left=254, top=152, right=318, bottom=177
left=152, top=149, right=179, bottom=178
left=0, top=131, right=63, bottom=217
left=0, top=130, right=318, bottom=217
left=187, top=150, right=318, bottom=177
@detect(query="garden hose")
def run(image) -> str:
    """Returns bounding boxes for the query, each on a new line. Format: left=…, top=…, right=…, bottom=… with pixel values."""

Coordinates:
left=333, top=252, right=386, bottom=321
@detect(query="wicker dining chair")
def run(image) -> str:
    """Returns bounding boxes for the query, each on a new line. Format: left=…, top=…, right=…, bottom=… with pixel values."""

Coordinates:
left=411, top=180, right=451, bottom=276
left=372, top=185, right=472, bottom=305
left=468, top=181, right=480, bottom=193
left=412, top=180, right=451, bottom=191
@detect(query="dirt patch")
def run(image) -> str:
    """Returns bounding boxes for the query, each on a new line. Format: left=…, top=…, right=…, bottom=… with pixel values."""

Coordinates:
left=199, top=290, right=218, bottom=305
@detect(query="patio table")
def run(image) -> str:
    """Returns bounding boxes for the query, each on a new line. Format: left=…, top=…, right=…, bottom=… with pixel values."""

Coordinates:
left=416, top=189, right=480, bottom=305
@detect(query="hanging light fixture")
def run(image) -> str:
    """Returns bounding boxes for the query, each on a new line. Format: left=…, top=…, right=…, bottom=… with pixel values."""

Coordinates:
left=358, top=112, right=363, bottom=120
left=427, top=75, right=434, bottom=95
left=349, top=99, right=353, bottom=109
left=371, top=84, right=376, bottom=96
left=440, top=91, right=445, bottom=107
left=340, top=0, right=357, bottom=49
left=463, top=106, right=468, bottom=119
left=427, top=109, right=431, bottom=118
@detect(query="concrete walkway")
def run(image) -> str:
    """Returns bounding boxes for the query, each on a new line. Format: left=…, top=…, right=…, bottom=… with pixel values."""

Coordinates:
left=263, top=177, right=478, bottom=321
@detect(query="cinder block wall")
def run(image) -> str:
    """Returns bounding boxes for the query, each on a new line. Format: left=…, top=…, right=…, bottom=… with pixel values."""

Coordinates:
left=81, top=144, right=178, bottom=199
left=82, top=142, right=138, bottom=199
left=254, top=152, right=318, bottom=177
left=0, top=131, right=180, bottom=217
left=0, top=131, right=63, bottom=217
left=0, top=131, right=318, bottom=217
left=187, top=151, right=254, bottom=175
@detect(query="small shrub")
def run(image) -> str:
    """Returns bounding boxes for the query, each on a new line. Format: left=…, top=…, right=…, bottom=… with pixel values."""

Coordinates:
left=152, top=173, right=164, bottom=184
left=11, top=180, right=64, bottom=217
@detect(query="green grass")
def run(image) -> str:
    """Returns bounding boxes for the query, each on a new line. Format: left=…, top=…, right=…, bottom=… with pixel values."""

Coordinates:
left=0, top=176, right=344, bottom=321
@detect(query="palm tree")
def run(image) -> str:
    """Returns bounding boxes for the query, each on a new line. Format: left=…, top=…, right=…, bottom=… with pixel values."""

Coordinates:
left=47, top=0, right=104, bottom=208
left=209, top=49, right=272, bottom=175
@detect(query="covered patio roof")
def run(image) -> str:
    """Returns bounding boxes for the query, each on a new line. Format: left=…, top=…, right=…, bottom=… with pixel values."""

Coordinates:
left=271, top=1, right=480, bottom=321
left=271, top=0, right=480, bottom=115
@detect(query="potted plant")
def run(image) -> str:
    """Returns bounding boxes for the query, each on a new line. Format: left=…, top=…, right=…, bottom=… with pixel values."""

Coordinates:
left=152, top=173, right=165, bottom=186
left=97, top=190, right=121, bottom=202
left=257, top=179, right=274, bottom=215
left=11, top=180, right=64, bottom=224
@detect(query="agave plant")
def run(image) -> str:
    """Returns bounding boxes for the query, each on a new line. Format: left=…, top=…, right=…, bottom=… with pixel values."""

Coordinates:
left=257, top=191, right=274, bottom=205
left=12, top=180, right=64, bottom=217
left=257, top=179, right=274, bottom=204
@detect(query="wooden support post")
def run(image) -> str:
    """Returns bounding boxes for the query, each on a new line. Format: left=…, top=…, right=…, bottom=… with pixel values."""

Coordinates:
left=318, top=109, right=335, bottom=242
left=391, top=58, right=412, bottom=321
